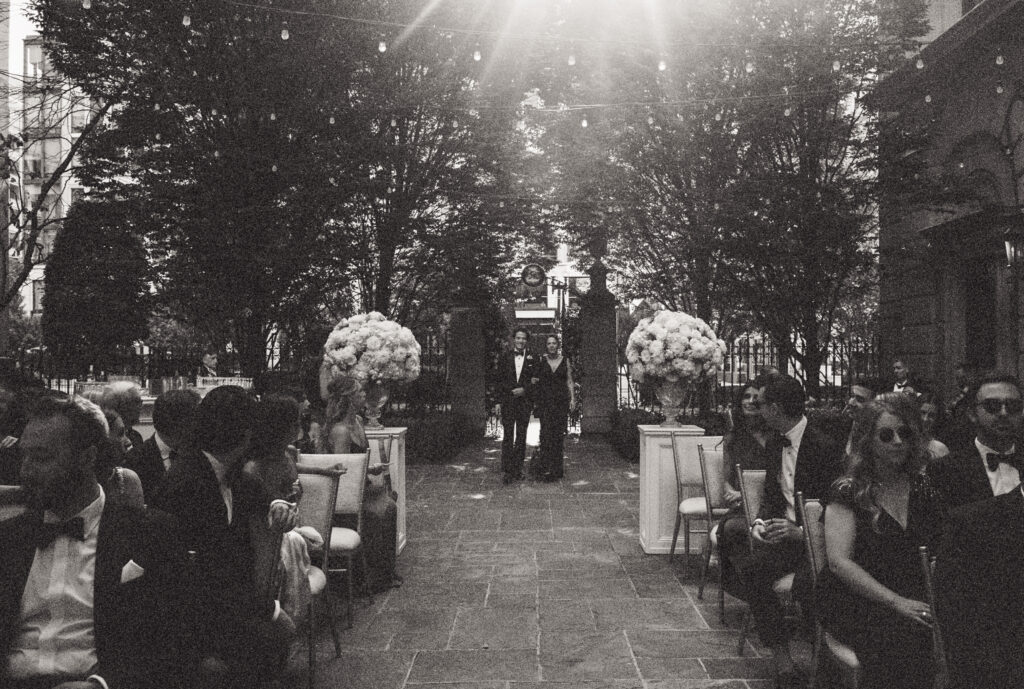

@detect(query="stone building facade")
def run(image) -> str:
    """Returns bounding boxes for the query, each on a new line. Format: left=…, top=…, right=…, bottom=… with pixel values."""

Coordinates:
left=876, top=0, right=1024, bottom=395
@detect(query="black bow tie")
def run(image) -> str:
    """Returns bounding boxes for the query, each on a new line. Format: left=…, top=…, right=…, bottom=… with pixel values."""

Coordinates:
left=777, top=435, right=792, bottom=448
left=986, top=452, right=1021, bottom=473
left=34, top=517, right=85, bottom=550
left=515, top=352, right=525, bottom=358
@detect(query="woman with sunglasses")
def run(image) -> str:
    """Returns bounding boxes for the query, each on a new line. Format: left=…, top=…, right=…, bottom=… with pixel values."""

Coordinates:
left=819, top=393, right=946, bottom=689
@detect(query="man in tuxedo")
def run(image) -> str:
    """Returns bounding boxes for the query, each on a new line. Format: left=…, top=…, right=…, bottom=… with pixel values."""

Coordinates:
left=928, top=373, right=1023, bottom=509
left=723, top=375, right=844, bottom=688
left=1, top=393, right=187, bottom=689
left=934, top=487, right=1024, bottom=688
left=125, top=388, right=200, bottom=504
left=495, top=328, right=535, bottom=484
left=197, top=349, right=219, bottom=379
left=890, top=358, right=925, bottom=395
left=152, top=385, right=295, bottom=688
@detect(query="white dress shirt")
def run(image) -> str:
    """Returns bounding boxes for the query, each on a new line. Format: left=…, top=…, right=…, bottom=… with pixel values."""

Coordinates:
left=154, top=432, right=173, bottom=471
left=975, top=438, right=1020, bottom=496
left=514, top=350, right=525, bottom=380
left=203, top=451, right=233, bottom=524
left=7, top=487, right=105, bottom=683
left=779, top=416, right=808, bottom=523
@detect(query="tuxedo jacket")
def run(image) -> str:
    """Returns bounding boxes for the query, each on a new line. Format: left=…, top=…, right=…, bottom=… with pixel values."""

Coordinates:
left=0, top=502, right=187, bottom=688
left=758, top=422, right=844, bottom=524
left=926, top=443, right=998, bottom=510
left=151, top=447, right=275, bottom=649
left=495, top=350, right=536, bottom=407
left=935, top=489, right=1024, bottom=689
left=125, top=435, right=167, bottom=505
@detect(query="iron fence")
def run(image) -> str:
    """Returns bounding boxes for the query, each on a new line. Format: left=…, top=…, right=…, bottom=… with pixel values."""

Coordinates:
left=617, top=333, right=881, bottom=413
left=382, top=327, right=451, bottom=420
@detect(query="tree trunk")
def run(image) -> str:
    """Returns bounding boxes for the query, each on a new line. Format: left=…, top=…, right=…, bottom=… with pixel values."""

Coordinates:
left=236, top=316, right=267, bottom=378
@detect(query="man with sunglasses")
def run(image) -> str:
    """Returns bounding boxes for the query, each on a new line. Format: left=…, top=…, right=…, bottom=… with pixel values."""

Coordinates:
left=927, top=373, right=1024, bottom=510
left=933, top=375, right=1024, bottom=689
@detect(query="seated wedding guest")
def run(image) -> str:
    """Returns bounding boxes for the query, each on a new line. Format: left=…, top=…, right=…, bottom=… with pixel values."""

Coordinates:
left=1, top=393, right=187, bottom=689
left=841, top=378, right=877, bottom=460
left=717, top=377, right=773, bottom=590
left=97, top=407, right=145, bottom=510
left=721, top=375, right=844, bottom=688
left=917, top=391, right=949, bottom=460
left=244, top=394, right=311, bottom=627
left=820, top=395, right=945, bottom=689
left=126, top=389, right=200, bottom=504
left=316, top=376, right=367, bottom=454
left=927, top=373, right=1024, bottom=509
left=152, top=386, right=296, bottom=688
left=100, top=381, right=144, bottom=452
left=934, top=481, right=1024, bottom=689
left=940, top=361, right=977, bottom=448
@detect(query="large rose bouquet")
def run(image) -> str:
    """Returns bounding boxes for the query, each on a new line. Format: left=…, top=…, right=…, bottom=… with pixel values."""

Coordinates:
left=323, top=311, right=421, bottom=384
left=625, top=310, right=726, bottom=385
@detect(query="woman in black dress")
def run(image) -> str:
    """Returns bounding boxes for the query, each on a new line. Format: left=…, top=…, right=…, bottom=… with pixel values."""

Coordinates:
left=530, top=334, right=576, bottom=482
left=820, top=394, right=945, bottom=689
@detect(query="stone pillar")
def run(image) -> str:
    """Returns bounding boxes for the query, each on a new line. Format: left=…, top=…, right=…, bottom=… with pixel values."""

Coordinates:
left=579, top=260, right=618, bottom=434
left=447, top=306, right=487, bottom=437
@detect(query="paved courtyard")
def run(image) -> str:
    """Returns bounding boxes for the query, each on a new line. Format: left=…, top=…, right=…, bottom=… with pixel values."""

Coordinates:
left=305, top=424, right=797, bottom=688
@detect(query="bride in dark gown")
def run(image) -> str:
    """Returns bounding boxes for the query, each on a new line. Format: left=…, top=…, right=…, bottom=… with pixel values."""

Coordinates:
left=530, top=334, right=576, bottom=482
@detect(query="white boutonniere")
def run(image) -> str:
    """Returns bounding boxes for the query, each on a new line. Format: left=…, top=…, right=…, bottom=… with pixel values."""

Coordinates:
left=526, top=354, right=534, bottom=362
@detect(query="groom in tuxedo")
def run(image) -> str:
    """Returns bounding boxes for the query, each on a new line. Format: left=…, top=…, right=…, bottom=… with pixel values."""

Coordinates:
left=496, top=328, right=535, bottom=484
left=1, top=393, right=187, bottom=689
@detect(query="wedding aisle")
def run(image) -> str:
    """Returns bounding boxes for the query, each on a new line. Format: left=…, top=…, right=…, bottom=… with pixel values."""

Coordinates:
left=302, top=430, right=783, bottom=688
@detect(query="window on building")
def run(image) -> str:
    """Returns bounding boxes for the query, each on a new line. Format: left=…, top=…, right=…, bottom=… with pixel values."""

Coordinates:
left=32, top=280, right=45, bottom=314
left=71, top=188, right=85, bottom=206
left=25, top=43, right=47, bottom=81
left=71, top=97, right=93, bottom=133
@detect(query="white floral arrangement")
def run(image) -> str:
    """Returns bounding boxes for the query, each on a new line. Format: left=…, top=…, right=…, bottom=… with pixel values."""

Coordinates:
left=625, top=310, right=726, bottom=384
left=323, top=311, right=421, bottom=384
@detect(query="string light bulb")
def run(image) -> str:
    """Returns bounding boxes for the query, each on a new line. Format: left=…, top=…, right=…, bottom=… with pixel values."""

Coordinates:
left=745, top=61, right=754, bottom=74
left=281, top=27, right=290, bottom=40
left=832, top=60, right=840, bottom=72
left=997, top=83, right=1005, bottom=94
left=473, top=49, right=482, bottom=61
left=567, top=54, right=576, bottom=66
left=269, top=112, right=277, bottom=121
left=390, top=117, right=397, bottom=127
left=182, top=14, right=191, bottom=27
left=580, top=117, right=588, bottom=128
left=784, top=107, right=792, bottom=117
left=924, top=94, right=932, bottom=103
left=658, top=60, right=667, bottom=71
left=272, top=164, right=278, bottom=172
left=647, top=115, right=654, bottom=125
left=211, top=108, right=217, bottom=116
left=915, top=57, right=924, bottom=69
left=378, top=40, right=387, bottom=53
left=81, top=0, right=91, bottom=8
left=715, top=112, right=722, bottom=121
left=996, top=54, right=1005, bottom=65
left=329, top=116, right=336, bottom=125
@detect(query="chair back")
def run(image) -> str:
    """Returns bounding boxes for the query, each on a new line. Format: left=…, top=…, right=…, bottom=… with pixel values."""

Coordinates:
left=298, top=451, right=370, bottom=531
left=296, top=466, right=344, bottom=564
left=0, top=485, right=28, bottom=521
left=796, top=492, right=827, bottom=582
left=736, top=466, right=766, bottom=554
left=919, top=545, right=949, bottom=687
left=697, top=444, right=729, bottom=516
left=671, top=435, right=703, bottom=491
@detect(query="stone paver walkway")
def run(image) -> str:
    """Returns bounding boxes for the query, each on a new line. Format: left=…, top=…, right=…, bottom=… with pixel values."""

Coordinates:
left=308, top=425, right=790, bottom=689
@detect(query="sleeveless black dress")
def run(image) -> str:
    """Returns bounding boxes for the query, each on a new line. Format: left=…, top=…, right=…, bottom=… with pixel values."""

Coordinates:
left=532, top=357, right=570, bottom=479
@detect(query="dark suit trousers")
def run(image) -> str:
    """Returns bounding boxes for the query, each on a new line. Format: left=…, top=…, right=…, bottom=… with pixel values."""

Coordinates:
left=722, top=520, right=809, bottom=647
left=501, top=397, right=531, bottom=476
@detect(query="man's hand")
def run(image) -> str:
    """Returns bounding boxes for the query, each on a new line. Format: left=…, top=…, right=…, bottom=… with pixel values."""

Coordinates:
left=723, top=487, right=742, bottom=507
left=763, top=518, right=802, bottom=544
left=512, top=386, right=526, bottom=397
left=268, top=501, right=297, bottom=532
left=750, top=522, right=767, bottom=543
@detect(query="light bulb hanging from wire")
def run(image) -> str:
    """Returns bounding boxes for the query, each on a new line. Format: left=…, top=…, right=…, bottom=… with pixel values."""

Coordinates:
left=567, top=54, right=576, bottom=66
left=996, top=54, right=1005, bottom=65
left=378, top=40, right=387, bottom=53
left=473, top=48, right=482, bottom=61
left=81, top=0, right=91, bottom=8
left=182, top=14, right=191, bottom=27
left=281, top=27, right=290, bottom=40
left=580, top=117, right=588, bottom=128
left=658, top=60, right=667, bottom=71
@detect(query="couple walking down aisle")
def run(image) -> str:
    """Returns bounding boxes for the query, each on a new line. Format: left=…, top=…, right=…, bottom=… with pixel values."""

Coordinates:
left=497, top=328, right=576, bottom=484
